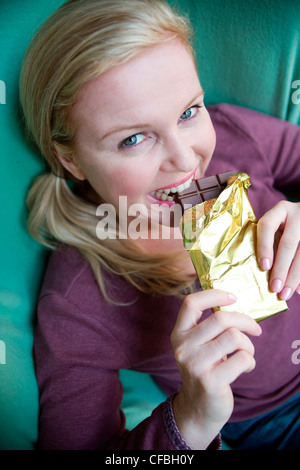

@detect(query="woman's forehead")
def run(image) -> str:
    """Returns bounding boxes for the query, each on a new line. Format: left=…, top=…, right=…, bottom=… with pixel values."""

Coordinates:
left=72, top=40, right=200, bottom=121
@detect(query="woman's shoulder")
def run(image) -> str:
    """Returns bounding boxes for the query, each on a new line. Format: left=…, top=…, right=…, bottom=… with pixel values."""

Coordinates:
left=208, top=103, right=299, bottom=142
left=40, top=245, right=91, bottom=298
left=208, top=102, right=281, bottom=122
left=39, top=244, right=140, bottom=309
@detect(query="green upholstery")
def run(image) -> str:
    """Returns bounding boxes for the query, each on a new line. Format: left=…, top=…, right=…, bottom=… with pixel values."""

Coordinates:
left=0, top=0, right=65, bottom=449
left=120, top=370, right=168, bottom=430
left=169, top=0, right=300, bottom=125
left=1, top=0, right=299, bottom=449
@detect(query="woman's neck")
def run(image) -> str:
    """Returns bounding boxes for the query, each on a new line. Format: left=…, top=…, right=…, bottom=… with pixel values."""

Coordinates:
left=134, top=224, right=197, bottom=277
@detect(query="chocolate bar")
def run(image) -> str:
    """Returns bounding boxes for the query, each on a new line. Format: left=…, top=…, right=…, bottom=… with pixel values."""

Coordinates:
left=180, top=172, right=288, bottom=321
left=175, top=171, right=235, bottom=211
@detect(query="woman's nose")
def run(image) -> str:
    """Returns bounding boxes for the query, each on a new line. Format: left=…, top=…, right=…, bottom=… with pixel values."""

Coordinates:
left=159, top=132, right=197, bottom=173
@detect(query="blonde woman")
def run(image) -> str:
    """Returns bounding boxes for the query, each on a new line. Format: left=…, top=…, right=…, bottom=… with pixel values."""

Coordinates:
left=20, top=0, right=300, bottom=450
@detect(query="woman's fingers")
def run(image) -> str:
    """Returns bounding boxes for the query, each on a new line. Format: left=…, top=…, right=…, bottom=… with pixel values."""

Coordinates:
left=257, top=201, right=300, bottom=300
left=173, top=291, right=262, bottom=347
left=192, top=324, right=257, bottom=373
left=274, top=243, right=300, bottom=300
left=206, top=349, right=256, bottom=392
left=172, top=290, right=262, bottom=378
left=193, top=309, right=262, bottom=345
left=257, top=201, right=285, bottom=269
left=173, top=289, right=237, bottom=332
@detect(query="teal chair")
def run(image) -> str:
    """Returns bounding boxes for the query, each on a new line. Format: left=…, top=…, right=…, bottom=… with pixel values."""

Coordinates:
left=1, top=0, right=299, bottom=450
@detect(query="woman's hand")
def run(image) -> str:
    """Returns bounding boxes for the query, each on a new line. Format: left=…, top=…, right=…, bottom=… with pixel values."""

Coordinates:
left=171, top=289, right=262, bottom=449
left=257, top=201, right=300, bottom=300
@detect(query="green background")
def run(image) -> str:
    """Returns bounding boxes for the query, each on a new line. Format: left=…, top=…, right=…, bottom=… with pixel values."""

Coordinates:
left=1, top=0, right=299, bottom=449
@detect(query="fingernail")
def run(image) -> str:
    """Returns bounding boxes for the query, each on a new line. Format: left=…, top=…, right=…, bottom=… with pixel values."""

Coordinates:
left=271, top=279, right=283, bottom=293
left=256, top=324, right=262, bottom=335
left=260, top=258, right=271, bottom=271
left=296, top=286, right=300, bottom=295
left=280, top=287, right=293, bottom=301
left=228, top=293, right=237, bottom=302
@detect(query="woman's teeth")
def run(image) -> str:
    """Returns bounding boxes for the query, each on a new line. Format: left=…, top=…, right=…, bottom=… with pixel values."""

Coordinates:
left=150, top=175, right=194, bottom=201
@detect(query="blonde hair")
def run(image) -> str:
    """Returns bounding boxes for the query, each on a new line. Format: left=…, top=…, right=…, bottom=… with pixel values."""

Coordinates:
left=20, top=0, right=196, bottom=302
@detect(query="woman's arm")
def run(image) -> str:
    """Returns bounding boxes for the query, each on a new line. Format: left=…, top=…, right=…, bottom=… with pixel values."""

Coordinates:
left=170, top=289, right=262, bottom=450
left=35, top=292, right=187, bottom=450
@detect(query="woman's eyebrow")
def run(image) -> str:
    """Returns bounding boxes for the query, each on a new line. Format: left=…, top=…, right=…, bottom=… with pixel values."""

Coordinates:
left=183, top=90, right=205, bottom=111
left=100, top=89, right=205, bottom=141
left=101, top=123, right=151, bottom=141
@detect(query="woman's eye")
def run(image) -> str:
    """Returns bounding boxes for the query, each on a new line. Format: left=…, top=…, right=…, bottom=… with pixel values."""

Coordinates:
left=121, top=133, right=144, bottom=147
left=179, top=105, right=201, bottom=122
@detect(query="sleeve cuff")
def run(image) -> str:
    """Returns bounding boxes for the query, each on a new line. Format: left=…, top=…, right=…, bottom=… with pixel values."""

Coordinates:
left=162, top=394, right=221, bottom=450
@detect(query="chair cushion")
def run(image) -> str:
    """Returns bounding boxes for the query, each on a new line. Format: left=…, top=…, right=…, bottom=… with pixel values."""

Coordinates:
left=1, top=0, right=299, bottom=449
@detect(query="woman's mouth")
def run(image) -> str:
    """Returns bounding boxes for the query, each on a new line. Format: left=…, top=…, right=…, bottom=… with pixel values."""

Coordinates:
left=148, top=172, right=195, bottom=204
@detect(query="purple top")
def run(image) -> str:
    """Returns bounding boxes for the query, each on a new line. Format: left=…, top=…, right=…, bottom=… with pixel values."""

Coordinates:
left=34, top=104, right=300, bottom=449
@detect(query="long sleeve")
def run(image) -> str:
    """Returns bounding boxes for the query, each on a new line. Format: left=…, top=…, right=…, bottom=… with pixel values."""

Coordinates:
left=35, top=290, right=220, bottom=450
left=35, top=293, right=177, bottom=449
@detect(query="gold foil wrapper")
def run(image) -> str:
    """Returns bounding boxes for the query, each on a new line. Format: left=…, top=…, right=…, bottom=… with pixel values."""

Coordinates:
left=181, top=173, right=288, bottom=322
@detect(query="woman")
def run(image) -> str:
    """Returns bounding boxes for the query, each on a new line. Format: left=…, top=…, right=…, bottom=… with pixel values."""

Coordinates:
left=20, top=0, right=300, bottom=449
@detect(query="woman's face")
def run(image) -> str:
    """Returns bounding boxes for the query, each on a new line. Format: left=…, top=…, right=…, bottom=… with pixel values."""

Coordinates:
left=59, top=40, right=216, bottom=227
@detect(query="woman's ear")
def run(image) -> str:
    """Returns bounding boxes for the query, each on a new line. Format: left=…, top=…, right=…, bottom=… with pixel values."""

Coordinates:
left=52, top=142, right=86, bottom=181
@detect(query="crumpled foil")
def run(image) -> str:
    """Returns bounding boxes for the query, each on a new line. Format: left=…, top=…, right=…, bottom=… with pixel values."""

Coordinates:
left=181, top=172, right=288, bottom=322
